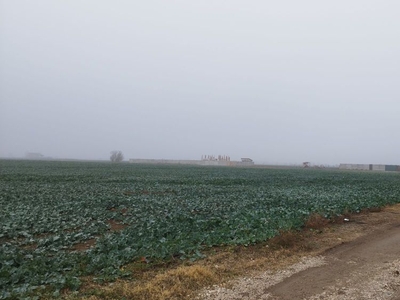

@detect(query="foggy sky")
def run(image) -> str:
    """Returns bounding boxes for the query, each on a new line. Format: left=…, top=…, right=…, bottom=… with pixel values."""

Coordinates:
left=1, top=1, right=399, bottom=165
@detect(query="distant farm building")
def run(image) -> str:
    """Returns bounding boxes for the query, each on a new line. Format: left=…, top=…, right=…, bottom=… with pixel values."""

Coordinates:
left=240, top=158, right=254, bottom=166
left=339, top=164, right=400, bottom=172
left=129, top=155, right=255, bottom=167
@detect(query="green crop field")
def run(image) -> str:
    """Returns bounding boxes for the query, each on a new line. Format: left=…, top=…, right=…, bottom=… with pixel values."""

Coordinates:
left=1, top=160, right=400, bottom=299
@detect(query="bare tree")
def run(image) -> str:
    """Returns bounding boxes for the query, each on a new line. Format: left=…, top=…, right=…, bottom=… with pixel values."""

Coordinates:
left=110, top=151, right=124, bottom=163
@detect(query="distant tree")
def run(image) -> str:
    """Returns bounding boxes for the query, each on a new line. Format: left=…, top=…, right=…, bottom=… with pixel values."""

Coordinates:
left=110, top=151, right=124, bottom=163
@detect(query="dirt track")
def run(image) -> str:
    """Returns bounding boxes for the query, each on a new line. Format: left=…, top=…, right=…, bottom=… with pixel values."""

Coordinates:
left=268, top=223, right=400, bottom=299
left=199, top=205, right=400, bottom=300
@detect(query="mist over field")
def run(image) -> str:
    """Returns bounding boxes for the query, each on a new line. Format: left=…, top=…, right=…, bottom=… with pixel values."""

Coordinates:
left=1, top=1, right=399, bottom=165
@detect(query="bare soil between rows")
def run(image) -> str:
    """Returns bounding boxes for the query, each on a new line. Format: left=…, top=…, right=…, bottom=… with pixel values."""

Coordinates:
left=199, top=204, right=400, bottom=300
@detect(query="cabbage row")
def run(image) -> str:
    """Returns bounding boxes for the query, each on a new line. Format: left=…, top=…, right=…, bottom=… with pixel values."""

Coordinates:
left=1, top=160, right=400, bottom=298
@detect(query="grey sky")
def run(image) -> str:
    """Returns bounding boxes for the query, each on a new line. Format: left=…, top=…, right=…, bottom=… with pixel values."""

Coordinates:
left=1, top=1, right=399, bottom=165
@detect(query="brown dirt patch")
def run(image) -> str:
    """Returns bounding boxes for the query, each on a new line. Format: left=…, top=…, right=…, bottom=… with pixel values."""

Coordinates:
left=304, top=213, right=330, bottom=229
left=71, top=239, right=97, bottom=252
left=21, top=243, right=38, bottom=250
left=67, top=220, right=127, bottom=252
left=107, top=219, right=128, bottom=232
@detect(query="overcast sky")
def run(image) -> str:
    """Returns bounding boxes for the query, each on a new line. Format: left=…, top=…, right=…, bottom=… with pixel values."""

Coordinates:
left=1, top=1, right=399, bottom=165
